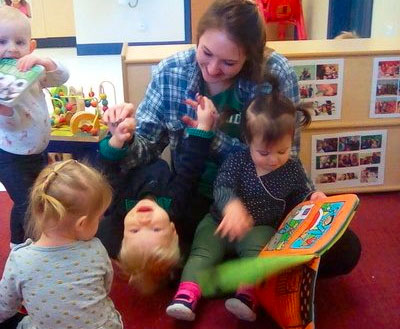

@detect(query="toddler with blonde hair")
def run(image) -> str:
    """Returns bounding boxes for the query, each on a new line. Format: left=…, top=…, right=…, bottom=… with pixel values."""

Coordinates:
left=0, top=6, right=69, bottom=247
left=0, top=159, right=123, bottom=329
left=118, top=195, right=180, bottom=294
left=98, top=95, right=217, bottom=294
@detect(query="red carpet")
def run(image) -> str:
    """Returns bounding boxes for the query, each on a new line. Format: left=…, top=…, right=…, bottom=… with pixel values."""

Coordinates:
left=1, top=191, right=399, bottom=328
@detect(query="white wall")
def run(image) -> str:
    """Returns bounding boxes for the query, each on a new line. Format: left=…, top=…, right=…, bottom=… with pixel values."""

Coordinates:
left=72, top=0, right=186, bottom=44
left=371, top=0, right=400, bottom=38
left=302, top=0, right=329, bottom=40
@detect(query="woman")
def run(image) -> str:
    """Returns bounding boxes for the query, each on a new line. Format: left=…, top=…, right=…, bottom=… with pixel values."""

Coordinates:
left=99, top=0, right=360, bottom=277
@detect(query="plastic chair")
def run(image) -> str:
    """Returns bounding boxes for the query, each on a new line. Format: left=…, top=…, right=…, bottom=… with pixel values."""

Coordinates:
left=256, top=0, right=307, bottom=40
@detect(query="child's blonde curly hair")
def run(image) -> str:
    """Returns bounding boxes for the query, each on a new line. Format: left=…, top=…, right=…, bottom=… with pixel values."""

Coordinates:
left=118, top=232, right=180, bottom=295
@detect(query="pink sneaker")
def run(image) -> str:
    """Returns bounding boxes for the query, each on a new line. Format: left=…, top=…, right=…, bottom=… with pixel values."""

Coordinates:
left=166, top=281, right=201, bottom=321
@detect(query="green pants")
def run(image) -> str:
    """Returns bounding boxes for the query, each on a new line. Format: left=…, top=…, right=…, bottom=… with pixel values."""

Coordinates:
left=181, top=213, right=276, bottom=282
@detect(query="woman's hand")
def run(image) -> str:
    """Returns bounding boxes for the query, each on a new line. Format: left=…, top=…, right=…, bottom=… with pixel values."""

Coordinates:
left=103, top=103, right=135, bottom=127
left=103, top=103, right=136, bottom=148
left=216, top=199, right=254, bottom=241
left=108, top=117, right=136, bottom=149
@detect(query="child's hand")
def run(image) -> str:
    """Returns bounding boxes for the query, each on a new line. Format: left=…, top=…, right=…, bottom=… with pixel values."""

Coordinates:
left=0, top=104, right=13, bottom=117
left=17, top=54, right=57, bottom=72
left=196, top=96, right=218, bottom=131
left=310, top=191, right=327, bottom=201
left=182, top=94, right=218, bottom=130
left=216, top=199, right=254, bottom=241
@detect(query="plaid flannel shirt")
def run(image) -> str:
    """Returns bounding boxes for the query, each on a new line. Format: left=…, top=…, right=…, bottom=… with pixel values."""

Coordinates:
left=119, top=47, right=301, bottom=173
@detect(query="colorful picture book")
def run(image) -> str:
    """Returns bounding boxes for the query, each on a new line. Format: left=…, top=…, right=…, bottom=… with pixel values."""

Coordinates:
left=197, top=194, right=360, bottom=329
left=0, top=58, right=44, bottom=106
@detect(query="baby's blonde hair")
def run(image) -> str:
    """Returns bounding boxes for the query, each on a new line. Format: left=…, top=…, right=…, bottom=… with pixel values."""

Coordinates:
left=118, top=232, right=180, bottom=295
left=0, top=5, right=31, bottom=35
left=27, top=159, right=112, bottom=240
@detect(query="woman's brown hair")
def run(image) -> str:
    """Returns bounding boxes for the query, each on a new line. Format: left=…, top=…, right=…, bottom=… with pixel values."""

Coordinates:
left=197, top=0, right=266, bottom=83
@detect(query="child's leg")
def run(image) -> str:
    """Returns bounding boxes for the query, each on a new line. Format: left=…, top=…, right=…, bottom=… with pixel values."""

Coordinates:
left=225, top=225, right=276, bottom=321
left=0, top=150, right=47, bottom=244
left=166, top=214, right=228, bottom=321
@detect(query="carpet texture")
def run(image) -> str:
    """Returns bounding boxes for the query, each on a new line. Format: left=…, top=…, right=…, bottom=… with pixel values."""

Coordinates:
left=1, top=191, right=399, bottom=328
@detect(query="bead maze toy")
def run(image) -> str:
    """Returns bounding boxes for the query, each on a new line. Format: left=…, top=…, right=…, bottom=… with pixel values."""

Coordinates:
left=48, top=81, right=116, bottom=138
left=197, top=194, right=360, bottom=329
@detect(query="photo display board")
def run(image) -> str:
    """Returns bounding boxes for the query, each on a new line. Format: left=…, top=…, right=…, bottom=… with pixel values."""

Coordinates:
left=370, top=57, right=400, bottom=118
left=290, top=59, right=344, bottom=121
left=311, top=130, right=387, bottom=189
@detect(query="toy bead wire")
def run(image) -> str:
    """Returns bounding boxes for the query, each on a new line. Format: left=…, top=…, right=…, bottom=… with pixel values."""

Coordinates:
left=51, top=97, right=64, bottom=108
left=99, top=81, right=117, bottom=105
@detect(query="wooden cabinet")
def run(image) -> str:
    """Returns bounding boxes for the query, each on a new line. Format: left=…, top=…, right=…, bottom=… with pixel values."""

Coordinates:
left=31, top=0, right=75, bottom=38
left=190, top=0, right=214, bottom=42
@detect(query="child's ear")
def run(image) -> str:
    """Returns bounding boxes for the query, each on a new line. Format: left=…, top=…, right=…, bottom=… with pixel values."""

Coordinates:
left=29, top=40, right=37, bottom=53
left=75, top=215, right=88, bottom=231
left=170, top=222, right=176, bottom=234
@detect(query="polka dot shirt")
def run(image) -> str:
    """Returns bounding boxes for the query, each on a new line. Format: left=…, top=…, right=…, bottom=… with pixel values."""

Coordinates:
left=212, top=150, right=313, bottom=227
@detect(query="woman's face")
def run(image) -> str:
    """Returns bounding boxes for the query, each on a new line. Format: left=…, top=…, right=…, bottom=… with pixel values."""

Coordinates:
left=196, top=29, right=246, bottom=88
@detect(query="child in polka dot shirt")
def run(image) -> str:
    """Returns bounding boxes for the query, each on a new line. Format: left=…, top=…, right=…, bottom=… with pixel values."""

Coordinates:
left=0, top=160, right=123, bottom=329
left=167, top=77, right=326, bottom=322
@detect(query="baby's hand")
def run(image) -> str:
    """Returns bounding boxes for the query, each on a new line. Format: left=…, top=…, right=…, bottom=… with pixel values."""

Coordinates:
left=182, top=94, right=218, bottom=131
left=216, top=199, right=254, bottom=241
left=310, top=190, right=327, bottom=201
left=17, top=54, right=57, bottom=72
left=197, top=96, right=218, bottom=131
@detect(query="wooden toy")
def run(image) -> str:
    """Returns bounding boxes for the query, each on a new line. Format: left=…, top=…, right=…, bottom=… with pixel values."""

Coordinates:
left=48, top=81, right=116, bottom=137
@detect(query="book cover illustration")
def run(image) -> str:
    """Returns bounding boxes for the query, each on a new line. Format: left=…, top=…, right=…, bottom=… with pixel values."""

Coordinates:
left=0, top=58, right=44, bottom=106
left=197, top=194, right=359, bottom=329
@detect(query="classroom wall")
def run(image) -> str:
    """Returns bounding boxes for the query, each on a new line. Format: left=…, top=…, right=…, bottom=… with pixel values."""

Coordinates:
left=25, top=0, right=400, bottom=50
left=31, top=0, right=76, bottom=39
left=72, top=0, right=186, bottom=45
left=302, top=0, right=329, bottom=40
left=371, top=0, right=400, bottom=38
